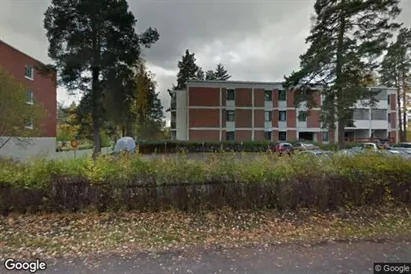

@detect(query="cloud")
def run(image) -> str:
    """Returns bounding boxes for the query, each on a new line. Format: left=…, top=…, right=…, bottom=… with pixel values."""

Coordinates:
left=1, top=0, right=411, bottom=124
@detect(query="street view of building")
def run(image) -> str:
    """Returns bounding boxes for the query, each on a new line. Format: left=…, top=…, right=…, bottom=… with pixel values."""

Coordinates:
left=0, top=40, right=57, bottom=159
left=170, top=80, right=398, bottom=144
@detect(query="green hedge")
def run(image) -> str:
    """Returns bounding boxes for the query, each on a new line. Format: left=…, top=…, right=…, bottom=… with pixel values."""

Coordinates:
left=0, top=152, right=410, bottom=214
left=135, top=140, right=355, bottom=154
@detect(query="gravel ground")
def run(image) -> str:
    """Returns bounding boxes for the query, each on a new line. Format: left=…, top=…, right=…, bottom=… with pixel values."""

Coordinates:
left=22, top=240, right=411, bottom=274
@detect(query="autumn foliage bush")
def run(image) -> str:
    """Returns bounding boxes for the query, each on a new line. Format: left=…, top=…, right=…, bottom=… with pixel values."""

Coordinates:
left=0, top=152, right=410, bottom=215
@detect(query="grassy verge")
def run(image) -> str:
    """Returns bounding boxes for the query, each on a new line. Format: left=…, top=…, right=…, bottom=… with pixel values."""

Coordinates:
left=0, top=206, right=410, bottom=260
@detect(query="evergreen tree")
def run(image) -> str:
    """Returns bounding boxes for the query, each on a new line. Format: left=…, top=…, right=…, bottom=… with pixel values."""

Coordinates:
left=135, top=63, right=164, bottom=139
left=214, top=63, right=231, bottom=80
left=44, top=0, right=159, bottom=158
left=196, top=68, right=205, bottom=80
left=380, top=27, right=411, bottom=141
left=205, top=70, right=217, bottom=80
left=284, top=0, right=401, bottom=149
left=175, top=50, right=199, bottom=90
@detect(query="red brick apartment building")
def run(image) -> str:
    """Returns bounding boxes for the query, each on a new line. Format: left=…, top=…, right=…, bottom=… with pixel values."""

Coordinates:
left=170, top=80, right=398, bottom=144
left=0, top=40, right=57, bottom=159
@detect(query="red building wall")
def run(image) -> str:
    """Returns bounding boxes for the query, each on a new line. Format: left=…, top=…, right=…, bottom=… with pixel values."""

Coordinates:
left=0, top=40, right=56, bottom=137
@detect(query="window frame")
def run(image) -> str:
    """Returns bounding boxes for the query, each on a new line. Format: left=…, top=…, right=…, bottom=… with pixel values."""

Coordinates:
left=25, top=65, right=34, bottom=80
left=322, top=132, right=329, bottom=142
left=25, top=118, right=34, bottom=129
left=265, top=111, right=272, bottom=122
left=26, top=89, right=34, bottom=104
left=279, top=111, right=287, bottom=122
left=278, top=131, right=287, bottom=141
left=278, top=90, right=286, bottom=101
left=226, top=110, right=235, bottom=122
left=298, top=111, right=307, bottom=122
left=264, top=90, right=272, bottom=101
left=226, top=89, right=235, bottom=101
left=226, top=131, right=235, bottom=141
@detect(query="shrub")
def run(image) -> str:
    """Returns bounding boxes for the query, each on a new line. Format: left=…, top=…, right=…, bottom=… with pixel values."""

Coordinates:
left=0, top=152, right=410, bottom=214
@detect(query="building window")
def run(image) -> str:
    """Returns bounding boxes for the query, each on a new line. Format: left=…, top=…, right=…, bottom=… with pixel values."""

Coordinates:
left=26, top=90, right=34, bottom=104
left=388, top=113, right=391, bottom=123
left=25, top=118, right=33, bottom=129
left=279, top=111, right=287, bottom=121
left=371, top=109, right=387, bottom=120
left=278, top=131, right=287, bottom=141
left=322, top=132, right=329, bottom=142
left=265, top=111, right=272, bottom=121
left=264, top=90, right=272, bottom=101
left=25, top=65, right=34, bottom=80
left=298, top=111, right=307, bottom=122
left=226, top=131, right=235, bottom=141
left=226, top=110, right=235, bottom=121
left=278, top=90, right=286, bottom=101
left=387, top=95, right=391, bottom=105
left=226, top=89, right=235, bottom=100
left=265, top=131, right=272, bottom=140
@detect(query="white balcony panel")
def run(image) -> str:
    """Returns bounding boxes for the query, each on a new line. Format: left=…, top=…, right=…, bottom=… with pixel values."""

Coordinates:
left=297, top=121, right=307, bottom=129
left=264, top=101, right=273, bottom=109
left=278, top=121, right=287, bottom=128
left=278, top=101, right=287, bottom=109
left=226, top=121, right=235, bottom=130
left=226, top=100, right=235, bottom=107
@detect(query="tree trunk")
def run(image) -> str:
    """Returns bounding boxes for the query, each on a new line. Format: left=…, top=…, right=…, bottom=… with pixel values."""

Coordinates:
left=91, top=68, right=101, bottom=159
left=397, top=86, right=403, bottom=141
left=335, top=0, right=346, bottom=150
left=402, top=73, right=407, bottom=141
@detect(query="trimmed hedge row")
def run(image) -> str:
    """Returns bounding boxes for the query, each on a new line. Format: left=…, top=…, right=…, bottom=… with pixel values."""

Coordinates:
left=0, top=152, right=410, bottom=215
left=135, top=140, right=359, bottom=154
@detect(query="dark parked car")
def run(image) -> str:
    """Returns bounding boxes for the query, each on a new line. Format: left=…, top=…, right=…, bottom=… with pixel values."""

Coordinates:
left=270, top=142, right=294, bottom=155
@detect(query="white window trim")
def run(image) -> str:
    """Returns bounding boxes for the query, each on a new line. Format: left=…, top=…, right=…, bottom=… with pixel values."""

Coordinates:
left=26, top=90, right=34, bottom=105
left=25, top=65, right=34, bottom=80
left=279, top=110, right=287, bottom=122
left=25, top=118, right=34, bottom=129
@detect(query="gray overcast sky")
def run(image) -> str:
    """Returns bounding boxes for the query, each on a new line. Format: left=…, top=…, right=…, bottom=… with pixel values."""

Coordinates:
left=1, top=0, right=411, bottom=123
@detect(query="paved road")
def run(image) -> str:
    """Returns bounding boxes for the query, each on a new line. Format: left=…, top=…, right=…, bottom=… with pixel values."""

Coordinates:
left=18, top=240, right=410, bottom=274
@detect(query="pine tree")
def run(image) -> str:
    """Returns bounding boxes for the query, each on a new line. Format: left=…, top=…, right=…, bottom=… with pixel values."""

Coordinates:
left=284, top=0, right=401, bottom=149
left=205, top=70, right=217, bottom=80
left=214, top=63, right=231, bottom=80
left=44, top=0, right=159, bottom=158
left=196, top=68, right=205, bottom=80
left=175, top=50, right=199, bottom=90
left=380, top=28, right=411, bottom=142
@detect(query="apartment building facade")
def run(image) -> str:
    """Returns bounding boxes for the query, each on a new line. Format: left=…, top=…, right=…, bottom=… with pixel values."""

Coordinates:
left=170, top=80, right=398, bottom=144
left=0, top=40, right=57, bottom=159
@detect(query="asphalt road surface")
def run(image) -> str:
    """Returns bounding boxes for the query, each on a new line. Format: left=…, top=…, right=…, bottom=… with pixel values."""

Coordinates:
left=14, top=240, right=410, bottom=274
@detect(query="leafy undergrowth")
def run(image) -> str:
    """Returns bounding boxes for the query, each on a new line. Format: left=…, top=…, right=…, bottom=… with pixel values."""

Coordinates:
left=0, top=206, right=410, bottom=261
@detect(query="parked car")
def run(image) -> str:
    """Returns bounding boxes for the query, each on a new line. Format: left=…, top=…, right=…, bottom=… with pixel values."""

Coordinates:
left=271, top=142, right=294, bottom=155
left=351, top=142, right=380, bottom=152
left=390, top=142, right=411, bottom=154
left=298, top=150, right=334, bottom=158
left=294, top=142, right=319, bottom=151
